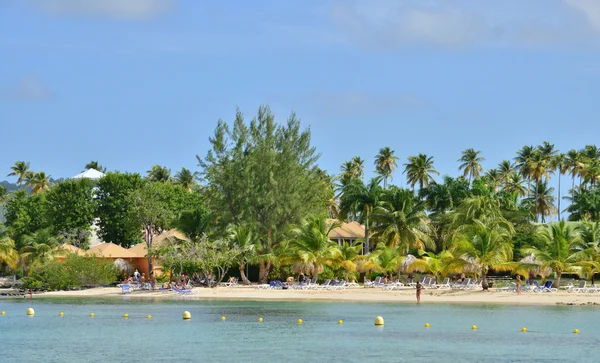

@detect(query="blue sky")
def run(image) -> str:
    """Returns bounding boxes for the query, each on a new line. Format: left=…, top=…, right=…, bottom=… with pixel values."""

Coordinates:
left=1, top=0, right=600, bottom=202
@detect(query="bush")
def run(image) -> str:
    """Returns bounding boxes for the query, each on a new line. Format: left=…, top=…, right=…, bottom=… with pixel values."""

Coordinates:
left=24, top=253, right=119, bottom=290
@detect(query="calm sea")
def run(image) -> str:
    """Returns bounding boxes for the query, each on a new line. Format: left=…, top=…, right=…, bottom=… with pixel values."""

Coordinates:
left=0, top=297, right=598, bottom=363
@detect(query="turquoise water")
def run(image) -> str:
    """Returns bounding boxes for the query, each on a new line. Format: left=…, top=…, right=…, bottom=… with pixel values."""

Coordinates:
left=1, top=297, right=599, bottom=363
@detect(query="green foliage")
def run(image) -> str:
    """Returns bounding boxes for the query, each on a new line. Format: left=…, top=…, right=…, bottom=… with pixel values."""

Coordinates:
left=45, top=178, right=96, bottom=235
left=4, top=190, right=49, bottom=246
left=567, top=187, right=600, bottom=222
left=24, top=254, right=118, bottom=290
left=96, top=172, right=144, bottom=247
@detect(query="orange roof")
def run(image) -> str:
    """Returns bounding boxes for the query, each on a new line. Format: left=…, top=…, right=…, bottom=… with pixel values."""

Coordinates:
left=60, top=243, right=85, bottom=256
left=327, top=219, right=365, bottom=239
left=128, top=243, right=149, bottom=258
left=86, top=242, right=137, bottom=258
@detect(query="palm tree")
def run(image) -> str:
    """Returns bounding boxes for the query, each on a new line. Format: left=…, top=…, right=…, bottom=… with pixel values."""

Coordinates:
left=84, top=161, right=107, bottom=172
left=374, top=147, right=399, bottom=188
left=7, top=161, right=32, bottom=185
left=582, top=158, right=600, bottom=188
left=484, top=169, right=501, bottom=193
left=0, top=236, right=19, bottom=270
left=361, top=245, right=403, bottom=280
left=514, top=145, right=535, bottom=180
left=351, top=156, right=365, bottom=180
left=551, top=153, right=568, bottom=220
left=573, top=221, right=600, bottom=283
left=404, top=154, right=439, bottom=191
left=174, top=209, right=212, bottom=241
left=565, top=149, right=584, bottom=192
left=147, top=165, right=171, bottom=183
left=228, top=224, right=259, bottom=285
left=408, top=250, right=457, bottom=282
left=521, top=221, right=585, bottom=288
left=452, top=219, right=514, bottom=290
left=371, top=188, right=434, bottom=254
left=173, top=167, right=198, bottom=191
left=288, top=215, right=340, bottom=281
left=458, top=149, right=485, bottom=184
left=0, top=185, right=7, bottom=219
left=526, top=180, right=556, bottom=223
left=26, top=172, right=55, bottom=194
left=497, top=160, right=514, bottom=189
left=526, top=150, right=552, bottom=220
left=20, top=229, right=63, bottom=275
left=339, top=177, right=383, bottom=253
left=503, top=172, right=527, bottom=197
left=539, top=141, right=557, bottom=160
left=330, top=240, right=364, bottom=281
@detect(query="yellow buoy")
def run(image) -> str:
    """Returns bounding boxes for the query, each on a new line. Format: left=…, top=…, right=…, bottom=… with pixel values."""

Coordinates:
left=26, top=308, right=35, bottom=316
left=258, top=317, right=263, bottom=322
left=338, top=320, right=343, bottom=325
left=90, top=313, right=95, bottom=317
left=297, top=319, right=303, bottom=324
left=521, top=327, right=527, bottom=332
left=2, top=311, right=6, bottom=315
left=374, top=316, right=384, bottom=326
left=472, top=325, right=477, bottom=330
left=147, top=315, right=152, bottom=319
left=59, top=312, right=64, bottom=317
left=221, top=316, right=226, bottom=321
left=182, top=311, right=191, bottom=320
left=425, top=323, right=430, bottom=328
left=574, top=329, right=579, bottom=334
left=123, top=314, right=129, bottom=319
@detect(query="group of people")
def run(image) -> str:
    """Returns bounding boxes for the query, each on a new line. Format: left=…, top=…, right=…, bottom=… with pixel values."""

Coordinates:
left=124, top=269, right=146, bottom=285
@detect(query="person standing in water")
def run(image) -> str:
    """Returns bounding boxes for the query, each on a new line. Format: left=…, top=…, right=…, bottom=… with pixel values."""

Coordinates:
left=416, top=281, right=423, bottom=304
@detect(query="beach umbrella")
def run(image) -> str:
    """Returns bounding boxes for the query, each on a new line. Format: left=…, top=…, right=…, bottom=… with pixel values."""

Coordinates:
left=113, top=258, right=134, bottom=275
left=516, top=254, right=552, bottom=278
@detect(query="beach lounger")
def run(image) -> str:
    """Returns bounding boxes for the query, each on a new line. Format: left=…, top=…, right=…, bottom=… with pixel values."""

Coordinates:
left=364, top=279, right=373, bottom=288
left=568, top=281, right=586, bottom=293
left=535, top=281, right=557, bottom=293
left=436, top=278, right=451, bottom=289
left=121, top=284, right=131, bottom=294
left=495, top=282, right=516, bottom=292
left=172, top=286, right=192, bottom=295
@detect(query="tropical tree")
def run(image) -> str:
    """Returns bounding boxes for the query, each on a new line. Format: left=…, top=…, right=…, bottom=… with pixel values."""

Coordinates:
left=573, top=221, right=600, bottom=283
left=404, top=153, right=439, bottom=191
left=504, top=172, right=527, bottom=197
left=525, top=180, right=556, bottom=223
left=565, top=148, right=584, bottom=192
left=497, top=160, right=514, bottom=188
left=551, top=153, right=568, bottom=220
left=408, top=250, right=457, bottom=282
left=26, top=172, right=54, bottom=194
left=84, top=161, right=107, bottom=172
left=452, top=219, right=514, bottom=290
left=174, top=208, right=212, bottom=241
left=458, top=149, right=485, bottom=184
left=227, top=224, right=259, bottom=284
left=567, top=188, right=600, bottom=221
left=374, top=147, right=399, bottom=188
left=330, top=240, right=364, bottom=281
left=0, top=236, right=19, bottom=270
left=288, top=215, right=340, bottom=281
left=371, top=187, right=433, bottom=253
left=20, top=228, right=63, bottom=274
left=339, top=177, right=383, bottom=253
left=484, top=169, right=501, bottom=193
left=146, top=165, right=171, bottom=183
left=7, top=161, right=32, bottom=185
left=521, top=221, right=585, bottom=288
left=361, top=245, right=403, bottom=280
left=173, top=167, right=198, bottom=191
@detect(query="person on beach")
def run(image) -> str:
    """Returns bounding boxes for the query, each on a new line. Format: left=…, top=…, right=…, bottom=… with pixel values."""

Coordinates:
left=416, top=281, right=423, bottom=304
left=299, top=272, right=305, bottom=284
left=461, top=273, right=466, bottom=283
left=134, top=269, right=140, bottom=281
left=516, top=275, right=522, bottom=295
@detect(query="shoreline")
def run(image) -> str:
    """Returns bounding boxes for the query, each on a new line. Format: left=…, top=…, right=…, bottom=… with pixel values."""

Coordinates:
left=8, top=286, right=600, bottom=306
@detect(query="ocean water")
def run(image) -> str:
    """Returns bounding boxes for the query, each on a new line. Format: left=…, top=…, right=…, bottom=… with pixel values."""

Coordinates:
left=1, top=297, right=599, bottom=363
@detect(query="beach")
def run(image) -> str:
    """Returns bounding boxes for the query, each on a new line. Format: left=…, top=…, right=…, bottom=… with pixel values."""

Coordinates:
left=26, top=286, right=600, bottom=306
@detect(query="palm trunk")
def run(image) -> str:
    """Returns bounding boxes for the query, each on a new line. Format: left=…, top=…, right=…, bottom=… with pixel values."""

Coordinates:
left=555, top=272, right=561, bottom=288
left=364, top=216, right=369, bottom=254
left=239, top=264, right=250, bottom=285
left=558, top=173, right=561, bottom=221
left=481, top=267, right=489, bottom=291
left=258, top=261, right=270, bottom=284
left=344, top=270, right=349, bottom=281
left=145, top=226, right=154, bottom=287
left=535, top=177, right=539, bottom=223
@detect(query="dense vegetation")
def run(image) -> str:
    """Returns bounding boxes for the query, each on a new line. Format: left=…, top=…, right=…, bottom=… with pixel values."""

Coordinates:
left=1, top=106, right=600, bottom=289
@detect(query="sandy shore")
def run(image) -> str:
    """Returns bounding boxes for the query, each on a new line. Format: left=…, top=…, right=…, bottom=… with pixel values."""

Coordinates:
left=23, top=286, right=600, bottom=306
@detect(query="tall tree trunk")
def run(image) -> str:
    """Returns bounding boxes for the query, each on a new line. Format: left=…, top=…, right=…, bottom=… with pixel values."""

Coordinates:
left=258, top=261, right=270, bottom=284
left=558, top=173, right=561, bottom=221
left=145, top=225, right=154, bottom=288
left=535, top=177, right=539, bottom=223
left=364, top=215, right=369, bottom=254
left=481, top=268, right=489, bottom=291
left=344, top=270, right=349, bottom=282
left=555, top=272, right=562, bottom=288
left=239, top=264, right=250, bottom=285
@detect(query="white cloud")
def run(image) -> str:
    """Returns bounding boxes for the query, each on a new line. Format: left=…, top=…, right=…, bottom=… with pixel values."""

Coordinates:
left=564, top=0, right=600, bottom=31
left=0, top=75, right=55, bottom=101
left=27, top=0, right=173, bottom=20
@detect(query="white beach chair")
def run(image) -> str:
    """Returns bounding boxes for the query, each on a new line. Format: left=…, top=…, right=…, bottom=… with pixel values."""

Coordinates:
left=568, top=281, right=586, bottom=293
left=436, top=278, right=451, bottom=289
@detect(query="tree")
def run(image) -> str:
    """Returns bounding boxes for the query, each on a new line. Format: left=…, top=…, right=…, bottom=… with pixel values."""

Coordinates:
left=84, top=161, right=107, bottom=173
left=173, top=167, right=198, bottom=191
left=0, top=236, right=18, bottom=270
left=497, top=160, right=514, bottom=188
left=565, top=148, right=584, bottom=192
left=197, top=106, right=329, bottom=283
left=458, top=149, right=485, bottom=184
left=7, top=161, right=32, bottom=185
left=0, top=185, right=7, bottom=219
left=567, top=188, right=600, bottom=221
left=573, top=221, right=600, bottom=283
left=525, top=180, right=556, bottom=223
left=20, top=228, right=63, bottom=275
left=96, top=172, right=145, bottom=247
left=339, top=177, right=383, bottom=253
left=288, top=215, right=339, bottom=281
left=404, top=153, right=439, bottom=191
left=375, top=147, right=399, bottom=188
left=174, top=208, right=212, bottom=241
left=408, top=250, right=456, bottom=282
left=372, top=187, right=433, bottom=254
left=521, top=221, right=585, bottom=288
left=45, top=178, right=96, bottom=235
left=525, top=150, right=552, bottom=221
left=228, top=223, right=259, bottom=284
left=361, top=245, right=403, bottom=280
left=26, top=172, right=55, bottom=194
left=504, top=172, right=527, bottom=197
left=452, top=219, right=514, bottom=290
left=3, top=190, right=50, bottom=245
left=551, top=153, right=568, bottom=220
left=330, top=240, right=364, bottom=281
left=146, top=165, right=171, bottom=183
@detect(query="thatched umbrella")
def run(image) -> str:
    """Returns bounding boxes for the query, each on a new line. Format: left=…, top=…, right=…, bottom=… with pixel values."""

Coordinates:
left=399, top=254, right=416, bottom=274
left=516, top=254, right=552, bottom=279
left=114, top=258, right=134, bottom=276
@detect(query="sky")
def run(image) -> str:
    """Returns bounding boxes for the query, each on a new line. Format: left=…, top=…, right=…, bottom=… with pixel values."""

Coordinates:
left=1, top=0, right=600, bottom=206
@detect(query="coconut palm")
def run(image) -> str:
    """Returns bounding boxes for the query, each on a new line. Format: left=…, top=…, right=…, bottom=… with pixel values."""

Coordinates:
left=26, top=172, right=55, bottom=194
left=526, top=150, right=552, bottom=220
left=374, top=147, right=399, bottom=188
left=458, top=149, right=485, bottom=184
left=573, top=221, right=600, bottom=283
left=372, top=188, right=434, bottom=253
left=503, top=172, right=527, bottom=197
left=452, top=219, right=514, bottom=289
left=520, top=221, right=585, bottom=288
left=174, top=209, right=212, bottom=241
left=228, top=224, right=259, bottom=284
left=288, top=215, right=340, bottom=281
left=339, top=177, right=383, bottom=253
left=525, top=180, right=556, bottom=223
left=514, top=145, right=535, bottom=180
left=565, top=149, right=584, bottom=192
left=551, top=153, right=568, bottom=220
left=146, top=165, right=171, bottom=183
left=0, top=236, right=19, bottom=269
left=20, top=230, right=64, bottom=275
left=539, top=141, right=557, bottom=160
left=582, top=158, right=600, bottom=188
left=361, top=245, right=403, bottom=280
left=351, top=156, right=365, bottom=179
left=408, top=250, right=457, bottom=282
left=7, top=161, right=32, bottom=185
left=566, top=188, right=600, bottom=222
left=84, top=161, right=107, bottom=173
left=404, top=154, right=439, bottom=191
left=173, top=167, right=198, bottom=191
left=484, top=169, right=501, bottom=193
left=497, top=160, right=514, bottom=188
left=330, top=240, right=364, bottom=281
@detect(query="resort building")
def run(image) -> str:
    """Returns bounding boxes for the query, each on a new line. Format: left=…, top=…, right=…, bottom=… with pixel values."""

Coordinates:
left=326, top=219, right=367, bottom=254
